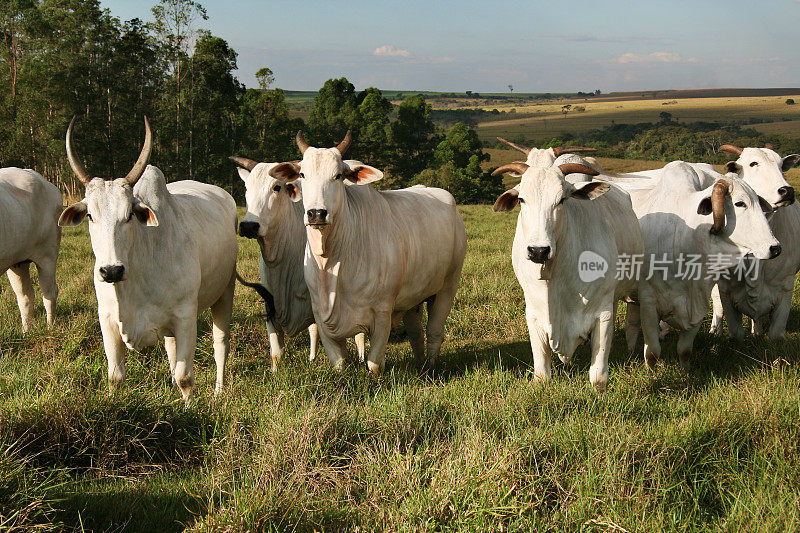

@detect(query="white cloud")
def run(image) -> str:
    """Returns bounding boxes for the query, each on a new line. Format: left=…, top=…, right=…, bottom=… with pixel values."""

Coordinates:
left=374, top=45, right=411, bottom=58
left=611, top=52, right=695, bottom=64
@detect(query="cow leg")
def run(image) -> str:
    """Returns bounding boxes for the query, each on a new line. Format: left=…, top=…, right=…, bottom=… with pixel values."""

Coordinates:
left=709, top=284, right=724, bottom=335
left=355, top=333, right=366, bottom=363
left=366, top=313, right=392, bottom=375
left=265, top=319, right=285, bottom=372
left=625, top=303, right=641, bottom=354
left=316, top=326, right=346, bottom=370
left=7, top=262, right=35, bottom=333
left=424, top=287, right=458, bottom=369
left=308, top=323, right=319, bottom=361
left=677, top=324, right=700, bottom=370
left=34, top=258, right=58, bottom=327
left=172, top=316, right=198, bottom=402
left=767, top=292, right=792, bottom=341
left=165, top=336, right=178, bottom=377
left=719, top=288, right=745, bottom=340
left=589, top=303, right=615, bottom=392
left=99, top=313, right=126, bottom=390
left=404, top=305, right=425, bottom=365
left=525, top=307, right=552, bottom=383
left=210, top=277, right=235, bottom=394
left=640, top=305, right=661, bottom=369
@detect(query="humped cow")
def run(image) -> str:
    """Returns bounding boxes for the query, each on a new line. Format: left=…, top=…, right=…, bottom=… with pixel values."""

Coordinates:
left=492, top=161, right=648, bottom=390
left=706, top=144, right=800, bottom=339
left=610, top=162, right=781, bottom=367
left=230, top=155, right=366, bottom=370
left=59, top=116, right=242, bottom=401
left=0, top=167, right=62, bottom=331
left=268, top=132, right=466, bottom=374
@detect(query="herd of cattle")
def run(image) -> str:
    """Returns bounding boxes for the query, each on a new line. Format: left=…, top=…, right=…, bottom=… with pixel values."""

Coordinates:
left=1, top=116, right=799, bottom=399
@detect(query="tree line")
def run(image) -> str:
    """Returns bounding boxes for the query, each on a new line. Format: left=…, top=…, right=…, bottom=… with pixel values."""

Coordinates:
left=0, top=0, right=502, bottom=203
left=496, top=120, right=800, bottom=166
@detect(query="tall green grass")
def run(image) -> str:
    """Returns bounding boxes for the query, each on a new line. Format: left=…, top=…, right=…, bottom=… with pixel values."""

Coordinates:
left=1, top=206, right=799, bottom=531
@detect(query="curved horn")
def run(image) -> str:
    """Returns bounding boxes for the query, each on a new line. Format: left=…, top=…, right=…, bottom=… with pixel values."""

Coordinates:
left=557, top=163, right=599, bottom=177
left=65, top=116, right=92, bottom=186
left=492, top=162, right=530, bottom=176
left=296, top=131, right=309, bottom=154
left=710, top=179, right=729, bottom=234
left=229, top=156, right=259, bottom=171
left=552, top=146, right=597, bottom=158
left=335, top=130, right=352, bottom=155
left=719, top=144, right=743, bottom=156
left=496, top=137, right=531, bottom=154
left=124, top=116, right=153, bottom=185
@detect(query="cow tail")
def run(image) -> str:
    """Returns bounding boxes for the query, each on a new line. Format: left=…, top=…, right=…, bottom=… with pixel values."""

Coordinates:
left=235, top=269, right=276, bottom=321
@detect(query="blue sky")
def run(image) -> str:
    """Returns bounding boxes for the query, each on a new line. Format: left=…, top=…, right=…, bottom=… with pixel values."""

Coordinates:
left=101, top=0, right=800, bottom=92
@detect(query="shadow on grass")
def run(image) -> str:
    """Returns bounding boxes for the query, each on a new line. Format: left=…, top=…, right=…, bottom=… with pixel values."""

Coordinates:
left=51, top=482, right=209, bottom=533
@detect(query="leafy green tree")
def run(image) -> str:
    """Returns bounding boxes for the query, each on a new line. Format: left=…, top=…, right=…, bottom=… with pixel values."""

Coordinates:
left=237, top=82, right=303, bottom=165
left=182, top=31, right=242, bottom=185
left=307, top=77, right=360, bottom=147
left=414, top=122, right=500, bottom=204
left=151, top=0, right=207, bottom=172
left=355, top=87, right=392, bottom=167
left=433, top=122, right=488, bottom=169
left=387, top=95, right=439, bottom=185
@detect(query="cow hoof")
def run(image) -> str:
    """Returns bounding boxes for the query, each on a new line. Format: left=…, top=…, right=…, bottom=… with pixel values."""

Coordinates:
left=589, top=369, right=608, bottom=392
left=366, top=361, right=384, bottom=375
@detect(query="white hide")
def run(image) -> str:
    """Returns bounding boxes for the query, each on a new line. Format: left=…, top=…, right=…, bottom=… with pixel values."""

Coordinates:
left=613, top=161, right=780, bottom=367
left=278, top=146, right=467, bottom=374
left=61, top=166, right=238, bottom=400
left=0, top=167, right=62, bottom=331
left=237, top=162, right=365, bottom=370
left=496, top=165, right=646, bottom=390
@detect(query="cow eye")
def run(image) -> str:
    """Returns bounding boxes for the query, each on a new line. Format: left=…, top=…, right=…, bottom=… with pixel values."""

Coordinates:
left=126, top=212, right=133, bottom=222
left=735, top=201, right=746, bottom=208
left=750, top=162, right=758, bottom=167
left=518, top=197, right=525, bottom=204
left=272, top=184, right=281, bottom=192
left=335, top=173, right=343, bottom=180
left=87, top=213, right=94, bottom=222
left=299, top=172, right=305, bottom=179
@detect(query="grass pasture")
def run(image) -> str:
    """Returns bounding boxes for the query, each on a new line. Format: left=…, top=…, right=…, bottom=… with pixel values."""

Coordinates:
left=2, top=205, right=800, bottom=531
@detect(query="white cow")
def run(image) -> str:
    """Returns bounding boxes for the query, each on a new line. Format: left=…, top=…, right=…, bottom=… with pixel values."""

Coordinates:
left=496, top=138, right=600, bottom=181
left=59, top=117, right=240, bottom=401
left=706, top=144, right=800, bottom=339
left=611, top=162, right=781, bottom=367
left=230, top=156, right=366, bottom=370
left=492, top=161, right=648, bottom=390
left=268, top=132, right=466, bottom=374
left=0, top=167, right=62, bottom=331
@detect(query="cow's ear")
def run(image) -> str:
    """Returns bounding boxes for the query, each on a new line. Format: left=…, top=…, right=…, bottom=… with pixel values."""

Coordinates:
left=493, top=189, right=519, bottom=212
left=571, top=181, right=611, bottom=200
left=344, top=164, right=383, bottom=184
left=758, top=196, right=774, bottom=215
left=132, top=201, right=159, bottom=226
left=285, top=182, right=302, bottom=202
left=697, top=196, right=713, bottom=215
left=781, top=154, right=800, bottom=172
left=725, top=161, right=742, bottom=174
left=237, top=168, right=250, bottom=182
left=269, top=162, right=301, bottom=182
left=58, top=201, right=88, bottom=226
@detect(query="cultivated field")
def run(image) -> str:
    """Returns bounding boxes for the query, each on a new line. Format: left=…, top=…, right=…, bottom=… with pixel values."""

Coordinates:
left=2, top=196, right=800, bottom=531
left=471, top=95, right=800, bottom=142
